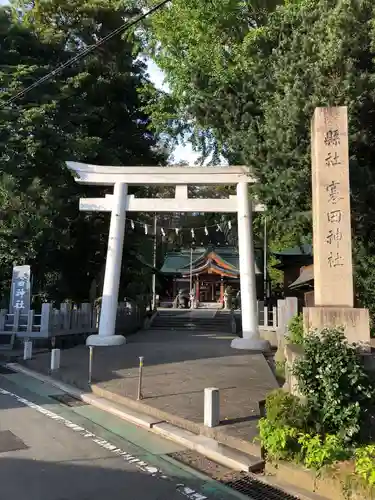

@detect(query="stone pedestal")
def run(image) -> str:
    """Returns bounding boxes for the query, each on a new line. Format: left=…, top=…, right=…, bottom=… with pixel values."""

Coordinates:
left=303, top=306, right=370, bottom=350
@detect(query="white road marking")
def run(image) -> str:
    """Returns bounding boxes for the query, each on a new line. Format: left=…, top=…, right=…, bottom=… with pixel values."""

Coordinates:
left=0, top=387, right=207, bottom=500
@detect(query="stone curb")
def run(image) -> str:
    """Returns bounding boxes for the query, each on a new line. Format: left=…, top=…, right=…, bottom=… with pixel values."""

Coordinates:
left=6, top=362, right=263, bottom=473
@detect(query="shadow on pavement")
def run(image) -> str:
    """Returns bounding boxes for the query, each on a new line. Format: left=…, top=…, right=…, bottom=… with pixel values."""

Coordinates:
left=0, top=456, right=206, bottom=500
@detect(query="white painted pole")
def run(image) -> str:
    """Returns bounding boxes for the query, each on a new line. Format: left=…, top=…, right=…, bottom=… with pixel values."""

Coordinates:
left=204, top=387, right=220, bottom=428
left=231, top=182, right=269, bottom=351
left=86, top=182, right=127, bottom=346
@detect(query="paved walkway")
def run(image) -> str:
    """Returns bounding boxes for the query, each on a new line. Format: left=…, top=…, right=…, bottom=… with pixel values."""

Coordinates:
left=23, top=328, right=278, bottom=455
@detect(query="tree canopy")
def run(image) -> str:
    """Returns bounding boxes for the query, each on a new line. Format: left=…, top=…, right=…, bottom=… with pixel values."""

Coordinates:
left=145, top=0, right=375, bottom=314
left=0, top=1, right=166, bottom=304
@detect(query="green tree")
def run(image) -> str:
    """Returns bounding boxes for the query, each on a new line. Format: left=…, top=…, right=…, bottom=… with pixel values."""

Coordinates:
left=0, top=2, right=166, bottom=304
left=145, top=0, right=375, bottom=315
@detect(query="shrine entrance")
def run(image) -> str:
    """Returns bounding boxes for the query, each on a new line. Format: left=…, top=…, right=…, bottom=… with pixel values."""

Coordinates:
left=66, top=161, right=269, bottom=351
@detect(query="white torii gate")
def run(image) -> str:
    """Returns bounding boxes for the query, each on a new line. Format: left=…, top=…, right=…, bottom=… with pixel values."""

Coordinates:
left=67, top=161, right=270, bottom=352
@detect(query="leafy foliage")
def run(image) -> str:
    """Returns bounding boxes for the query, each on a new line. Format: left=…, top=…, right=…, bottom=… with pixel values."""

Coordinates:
left=258, top=419, right=299, bottom=461
left=298, top=433, right=351, bottom=470
left=355, top=446, right=375, bottom=487
left=293, top=328, right=373, bottom=441
left=145, top=0, right=375, bottom=318
left=265, top=389, right=307, bottom=430
left=287, top=314, right=304, bottom=346
left=259, top=329, right=374, bottom=482
left=0, top=2, right=166, bottom=303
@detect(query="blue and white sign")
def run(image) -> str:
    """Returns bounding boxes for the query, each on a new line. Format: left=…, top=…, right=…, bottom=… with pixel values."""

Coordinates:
left=10, top=265, right=31, bottom=313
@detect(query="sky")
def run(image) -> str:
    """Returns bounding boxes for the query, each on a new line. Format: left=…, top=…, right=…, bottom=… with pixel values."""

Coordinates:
left=0, top=0, right=198, bottom=163
left=146, top=60, right=198, bottom=164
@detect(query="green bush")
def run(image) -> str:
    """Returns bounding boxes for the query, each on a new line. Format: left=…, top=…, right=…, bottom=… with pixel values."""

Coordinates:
left=355, top=445, right=375, bottom=487
left=275, top=360, right=286, bottom=384
left=258, top=419, right=299, bottom=461
left=287, top=313, right=304, bottom=345
left=292, top=328, right=373, bottom=441
left=299, top=433, right=352, bottom=470
left=265, top=389, right=308, bottom=429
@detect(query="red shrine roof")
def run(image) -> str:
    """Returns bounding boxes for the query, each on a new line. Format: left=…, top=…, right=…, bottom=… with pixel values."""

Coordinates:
left=160, top=247, right=262, bottom=278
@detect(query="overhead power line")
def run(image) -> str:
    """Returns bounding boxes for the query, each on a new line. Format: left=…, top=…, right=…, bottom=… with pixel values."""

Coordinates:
left=4, top=0, right=171, bottom=106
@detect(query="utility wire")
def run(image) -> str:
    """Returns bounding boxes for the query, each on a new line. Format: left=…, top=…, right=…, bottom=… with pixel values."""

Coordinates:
left=4, top=0, right=171, bottom=106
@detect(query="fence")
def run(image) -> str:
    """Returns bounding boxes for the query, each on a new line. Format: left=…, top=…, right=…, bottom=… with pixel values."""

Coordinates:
left=257, top=297, right=299, bottom=332
left=257, top=301, right=278, bottom=329
left=0, top=300, right=145, bottom=340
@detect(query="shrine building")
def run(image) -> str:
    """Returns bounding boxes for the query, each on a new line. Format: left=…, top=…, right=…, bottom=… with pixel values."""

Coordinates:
left=160, top=246, right=264, bottom=305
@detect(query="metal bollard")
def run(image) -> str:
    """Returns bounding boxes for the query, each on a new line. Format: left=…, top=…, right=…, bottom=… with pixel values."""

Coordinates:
left=137, top=356, right=144, bottom=400
left=88, top=346, right=94, bottom=384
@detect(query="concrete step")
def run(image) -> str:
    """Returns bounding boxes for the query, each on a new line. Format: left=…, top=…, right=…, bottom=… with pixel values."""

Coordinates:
left=152, top=422, right=263, bottom=472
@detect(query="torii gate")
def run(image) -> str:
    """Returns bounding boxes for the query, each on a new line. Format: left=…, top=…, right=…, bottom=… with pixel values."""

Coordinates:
left=67, top=161, right=270, bottom=352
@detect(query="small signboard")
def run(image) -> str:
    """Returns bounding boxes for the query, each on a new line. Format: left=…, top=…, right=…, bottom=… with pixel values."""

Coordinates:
left=10, top=265, right=31, bottom=313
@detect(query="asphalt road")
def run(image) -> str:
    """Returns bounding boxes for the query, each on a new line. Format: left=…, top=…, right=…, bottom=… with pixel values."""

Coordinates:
left=0, top=369, right=244, bottom=500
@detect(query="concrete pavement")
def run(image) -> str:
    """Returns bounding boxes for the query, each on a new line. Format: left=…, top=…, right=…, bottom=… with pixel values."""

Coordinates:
left=0, top=370, right=247, bottom=500
left=23, top=327, right=278, bottom=456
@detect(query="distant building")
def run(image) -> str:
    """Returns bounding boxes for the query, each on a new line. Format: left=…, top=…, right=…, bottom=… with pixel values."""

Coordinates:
left=159, top=246, right=264, bottom=304
left=272, top=244, right=314, bottom=307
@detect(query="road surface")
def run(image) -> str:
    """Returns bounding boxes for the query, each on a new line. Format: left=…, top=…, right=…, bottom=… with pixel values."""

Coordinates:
left=0, top=367, right=244, bottom=500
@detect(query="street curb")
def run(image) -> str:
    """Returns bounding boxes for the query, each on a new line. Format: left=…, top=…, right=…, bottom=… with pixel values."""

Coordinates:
left=6, top=362, right=263, bottom=473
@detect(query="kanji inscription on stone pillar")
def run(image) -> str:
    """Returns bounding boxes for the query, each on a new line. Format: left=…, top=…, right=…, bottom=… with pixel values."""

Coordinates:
left=311, top=106, right=353, bottom=307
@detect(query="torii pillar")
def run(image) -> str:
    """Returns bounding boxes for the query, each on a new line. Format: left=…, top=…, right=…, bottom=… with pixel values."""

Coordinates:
left=66, top=161, right=270, bottom=351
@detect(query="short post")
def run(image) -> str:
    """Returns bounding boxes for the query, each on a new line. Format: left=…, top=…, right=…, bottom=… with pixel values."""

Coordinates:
left=50, top=348, right=61, bottom=371
left=88, top=346, right=94, bottom=384
left=23, top=340, right=32, bottom=361
left=137, top=356, right=144, bottom=400
left=204, top=387, right=220, bottom=428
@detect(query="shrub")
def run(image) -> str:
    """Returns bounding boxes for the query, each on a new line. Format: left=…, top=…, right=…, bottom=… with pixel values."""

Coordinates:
left=258, top=418, right=299, bottom=460
left=275, top=360, right=286, bottom=384
left=292, top=328, right=373, bottom=441
left=265, top=389, right=308, bottom=429
left=287, top=313, right=304, bottom=345
left=355, top=445, right=375, bottom=487
left=299, top=433, right=352, bottom=470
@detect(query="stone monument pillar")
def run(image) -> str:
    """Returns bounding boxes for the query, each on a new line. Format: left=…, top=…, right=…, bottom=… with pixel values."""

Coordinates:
left=304, top=106, right=370, bottom=348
